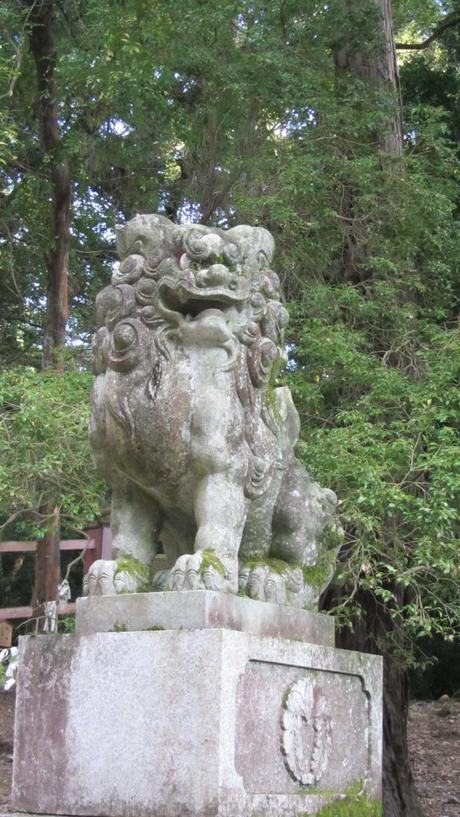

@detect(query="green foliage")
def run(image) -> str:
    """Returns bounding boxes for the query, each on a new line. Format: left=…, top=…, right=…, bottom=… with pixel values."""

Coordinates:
left=280, top=116, right=460, bottom=652
left=0, top=366, right=105, bottom=540
left=58, top=615, right=76, bottom=634
left=290, top=295, right=460, bottom=648
left=277, top=93, right=460, bottom=654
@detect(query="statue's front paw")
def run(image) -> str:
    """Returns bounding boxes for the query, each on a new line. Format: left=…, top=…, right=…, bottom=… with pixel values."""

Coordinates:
left=168, top=550, right=237, bottom=593
left=238, top=562, right=317, bottom=608
left=83, top=558, right=146, bottom=596
left=83, top=560, right=117, bottom=596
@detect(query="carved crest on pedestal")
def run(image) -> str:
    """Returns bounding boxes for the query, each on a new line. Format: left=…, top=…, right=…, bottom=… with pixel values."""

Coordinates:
left=280, top=678, right=333, bottom=786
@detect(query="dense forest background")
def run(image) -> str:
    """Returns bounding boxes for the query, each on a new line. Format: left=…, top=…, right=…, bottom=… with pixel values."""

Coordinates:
left=0, top=1, right=459, bottom=816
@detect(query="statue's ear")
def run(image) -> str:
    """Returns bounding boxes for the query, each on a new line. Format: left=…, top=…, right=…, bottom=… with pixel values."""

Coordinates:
left=253, top=228, right=275, bottom=263
left=115, top=224, right=127, bottom=259
left=227, top=225, right=275, bottom=265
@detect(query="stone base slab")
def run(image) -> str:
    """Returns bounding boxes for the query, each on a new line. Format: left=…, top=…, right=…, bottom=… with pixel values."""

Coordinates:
left=76, top=589, right=335, bottom=645
left=12, top=627, right=382, bottom=817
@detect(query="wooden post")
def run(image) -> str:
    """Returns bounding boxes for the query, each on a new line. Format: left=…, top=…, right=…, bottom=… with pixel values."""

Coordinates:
left=0, top=621, right=13, bottom=648
left=83, top=526, right=102, bottom=575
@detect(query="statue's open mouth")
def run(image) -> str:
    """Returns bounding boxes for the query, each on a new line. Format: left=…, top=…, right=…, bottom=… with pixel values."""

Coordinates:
left=158, top=280, right=246, bottom=319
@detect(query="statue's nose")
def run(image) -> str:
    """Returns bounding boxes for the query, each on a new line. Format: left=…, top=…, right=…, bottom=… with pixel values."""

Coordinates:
left=195, top=264, right=234, bottom=289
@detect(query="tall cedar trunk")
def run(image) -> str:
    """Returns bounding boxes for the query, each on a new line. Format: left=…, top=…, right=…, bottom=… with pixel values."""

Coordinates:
left=330, top=3, right=426, bottom=816
left=28, top=0, right=71, bottom=370
left=334, top=0, right=403, bottom=158
left=26, top=0, right=68, bottom=613
left=334, top=0, right=403, bottom=284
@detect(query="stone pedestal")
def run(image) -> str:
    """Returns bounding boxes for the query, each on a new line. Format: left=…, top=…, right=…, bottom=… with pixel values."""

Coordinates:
left=11, top=592, right=382, bottom=817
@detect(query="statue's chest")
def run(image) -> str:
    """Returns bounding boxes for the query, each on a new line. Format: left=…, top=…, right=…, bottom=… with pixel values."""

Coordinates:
left=105, top=348, right=245, bottom=494
left=119, top=348, right=241, bottom=452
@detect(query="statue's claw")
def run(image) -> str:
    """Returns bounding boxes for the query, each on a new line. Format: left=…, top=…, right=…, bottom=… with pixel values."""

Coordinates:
left=168, top=554, right=189, bottom=590
left=168, top=550, right=237, bottom=593
left=83, top=559, right=143, bottom=596
left=83, top=560, right=117, bottom=596
left=238, top=563, right=317, bottom=608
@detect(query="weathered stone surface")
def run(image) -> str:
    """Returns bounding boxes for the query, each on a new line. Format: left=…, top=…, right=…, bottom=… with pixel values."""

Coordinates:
left=75, top=589, right=335, bottom=645
left=86, top=215, right=340, bottom=607
left=12, top=629, right=382, bottom=817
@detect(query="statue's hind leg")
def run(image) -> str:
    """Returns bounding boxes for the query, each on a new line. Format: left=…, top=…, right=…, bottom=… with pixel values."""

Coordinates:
left=270, top=462, right=338, bottom=607
left=83, top=482, right=162, bottom=596
left=271, top=462, right=319, bottom=566
left=168, top=473, right=247, bottom=593
left=239, top=461, right=338, bottom=609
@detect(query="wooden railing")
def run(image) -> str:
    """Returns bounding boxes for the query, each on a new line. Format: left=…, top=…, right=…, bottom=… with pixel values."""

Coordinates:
left=0, top=526, right=112, bottom=621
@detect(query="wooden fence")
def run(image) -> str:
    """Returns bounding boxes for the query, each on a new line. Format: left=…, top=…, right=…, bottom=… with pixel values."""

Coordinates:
left=0, top=526, right=112, bottom=621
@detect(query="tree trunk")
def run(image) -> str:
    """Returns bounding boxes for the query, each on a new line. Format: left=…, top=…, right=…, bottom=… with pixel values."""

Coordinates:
left=334, top=0, right=403, bottom=283
left=26, top=0, right=67, bottom=616
left=27, top=0, right=71, bottom=369
left=31, top=505, right=60, bottom=614
left=334, top=0, right=403, bottom=158
left=323, top=586, right=425, bottom=817
left=382, top=659, right=424, bottom=817
left=330, top=3, right=426, bottom=815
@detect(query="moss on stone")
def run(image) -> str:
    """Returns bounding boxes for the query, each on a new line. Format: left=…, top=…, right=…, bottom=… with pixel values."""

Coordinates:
left=281, top=688, right=291, bottom=709
left=114, top=556, right=152, bottom=593
left=318, top=523, right=344, bottom=552
left=199, top=549, right=225, bottom=577
left=242, top=554, right=329, bottom=587
left=265, top=384, right=278, bottom=417
left=243, top=556, right=290, bottom=575
left=315, top=783, right=382, bottom=817
left=239, top=552, right=338, bottom=606
left=302, top=549, right=337, bottom=592
left=111, top=623, right=127, bottom=632
left=265, top=360, right=285, bottom=419
left=301, top=561, right=330, bottom=591
left=241, top=554, right=331, bottom=595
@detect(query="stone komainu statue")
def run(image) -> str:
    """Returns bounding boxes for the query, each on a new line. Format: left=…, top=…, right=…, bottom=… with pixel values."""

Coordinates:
left=86, top=215, right=339, bottom=608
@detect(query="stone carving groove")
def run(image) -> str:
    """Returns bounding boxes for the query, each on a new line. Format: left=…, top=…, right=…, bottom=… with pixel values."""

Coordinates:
left=86, top=214, right=340, bottom=606
left=281, top=679, right=333, bottom=786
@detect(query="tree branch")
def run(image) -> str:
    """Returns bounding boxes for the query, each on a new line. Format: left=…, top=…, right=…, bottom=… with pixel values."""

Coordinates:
left=395, top=11, right=460, bottom=50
